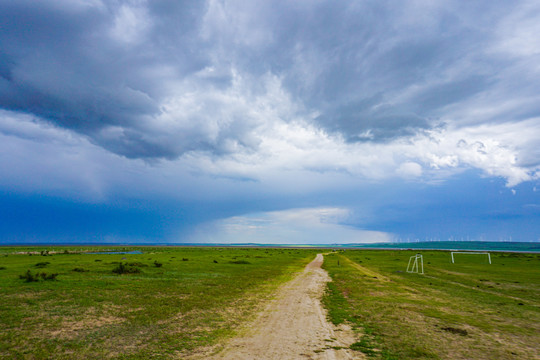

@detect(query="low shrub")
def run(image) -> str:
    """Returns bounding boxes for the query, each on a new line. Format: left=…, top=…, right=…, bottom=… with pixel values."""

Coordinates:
left=154, top=261, right=162, bottom=268
left=34, top=262, right=50, bottom=268
left=72, top=268, right=88, bottom=272
left=112, top=263, right=141, bottom=274
left=127, top=262, right=147, bottom=267
left=40, top=272, right=58, bottom=280
left=19, top=270, right=58, bottom=282
left=20, top=270, right=39, bottom=282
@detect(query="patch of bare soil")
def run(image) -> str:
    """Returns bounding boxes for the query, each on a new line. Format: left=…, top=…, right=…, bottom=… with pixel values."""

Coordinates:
left=197, top=254, right=362, bottom=360
left=47, top=310, right=125, bottom=340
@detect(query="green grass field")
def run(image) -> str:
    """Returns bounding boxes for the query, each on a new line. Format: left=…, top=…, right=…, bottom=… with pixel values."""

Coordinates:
left=1, top=247, right=539, bottom=359
left=0, top=247, right=316, bottom=359
left=323, top=250, right=540, bottom=359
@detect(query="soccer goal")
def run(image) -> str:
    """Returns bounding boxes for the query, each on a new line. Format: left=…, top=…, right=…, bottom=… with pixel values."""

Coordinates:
left=406, top=254, right=424, bottom=274
left=450, top=251, right=491, bottom=264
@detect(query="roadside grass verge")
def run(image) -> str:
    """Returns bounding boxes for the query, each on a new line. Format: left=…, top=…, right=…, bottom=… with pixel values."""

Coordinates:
left=322, top=250, right=540, bottom=360
left=0, top=247, right=316, bottom=359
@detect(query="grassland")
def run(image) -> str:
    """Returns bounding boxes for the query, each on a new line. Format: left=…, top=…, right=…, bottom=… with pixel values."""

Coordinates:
left=323, top=250, right=540, bottom=359
left=0, top=247, right=316, bottom=359
left=2, top=247, right=539, bottom=359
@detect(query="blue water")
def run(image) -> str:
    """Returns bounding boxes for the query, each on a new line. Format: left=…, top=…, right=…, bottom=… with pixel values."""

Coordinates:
left=87, top=250, right=143, bottom=255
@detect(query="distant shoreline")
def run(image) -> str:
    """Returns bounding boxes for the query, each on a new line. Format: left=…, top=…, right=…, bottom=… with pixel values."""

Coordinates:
left=1, top=241, right=539, bottom=252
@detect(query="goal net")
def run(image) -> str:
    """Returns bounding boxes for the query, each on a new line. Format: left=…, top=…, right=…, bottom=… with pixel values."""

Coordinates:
left=450, top=251, right=491, bottom=264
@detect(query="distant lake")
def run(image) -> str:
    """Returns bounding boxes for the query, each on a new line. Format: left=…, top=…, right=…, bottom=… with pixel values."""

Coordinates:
left=87, top=250, right=143, bottom=255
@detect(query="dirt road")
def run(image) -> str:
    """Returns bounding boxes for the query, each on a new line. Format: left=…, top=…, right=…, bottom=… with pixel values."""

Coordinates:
left=208, top=254, right=361, bottom=360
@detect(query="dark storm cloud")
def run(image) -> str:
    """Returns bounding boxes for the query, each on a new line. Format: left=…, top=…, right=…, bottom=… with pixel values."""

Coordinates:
left=0, top=0, right=211, bottom=158
left=205, top=1, right=532, bottom=141
left=1, top=0, right=539, bottom=159
left=314, top=97, right=431, bottom=142
left=265, top=2, right=501, bottom=140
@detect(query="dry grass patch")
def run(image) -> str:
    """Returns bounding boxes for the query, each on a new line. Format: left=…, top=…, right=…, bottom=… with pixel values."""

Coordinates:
left=49, top=315, right=126, bottom=340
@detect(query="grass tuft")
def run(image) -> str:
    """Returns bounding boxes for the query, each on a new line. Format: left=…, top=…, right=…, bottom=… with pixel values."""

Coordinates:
left=228, top=260, right=251, bottom=264
left=441, top=326, right=468, bottom=336
left=34, top=262, right=50, bottom=268
left=350, top=339, right=377, bottom=356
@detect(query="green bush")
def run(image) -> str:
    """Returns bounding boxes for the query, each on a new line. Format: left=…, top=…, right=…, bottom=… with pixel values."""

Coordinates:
left=126, top=262, right=147, bottom=267
left=34, top=262, right=50, bottom=268
left=153, top=261, right=162, bottom=268
left=20, top=270, right=39, bottom=282
left=40, top=272, right=58, bottom=280
left=112, top=263, right=141, bottom=274
left=19, top=270, right=57, bottom=282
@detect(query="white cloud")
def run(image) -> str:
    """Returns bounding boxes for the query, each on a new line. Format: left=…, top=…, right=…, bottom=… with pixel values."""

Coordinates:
left=410, top=121, right=540, bottom=186
left=181, top=109, right=539, bottom=189
left=188, top=207, right=392, bottom=244
left=396, top=162, right=423, bottom=178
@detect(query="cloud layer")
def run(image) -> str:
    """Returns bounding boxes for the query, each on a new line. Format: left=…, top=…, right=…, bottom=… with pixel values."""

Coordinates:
left=1, top=1, right=540, bottom=243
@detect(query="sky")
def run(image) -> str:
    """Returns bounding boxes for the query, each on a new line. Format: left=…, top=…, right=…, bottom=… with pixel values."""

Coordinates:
left=1, top=0, right=539, bottom=244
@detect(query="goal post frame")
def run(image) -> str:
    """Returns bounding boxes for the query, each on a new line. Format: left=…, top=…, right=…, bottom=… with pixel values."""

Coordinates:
left=406, top=254, right=424, bottom=274
left=450, top=251, right=491, bottom=264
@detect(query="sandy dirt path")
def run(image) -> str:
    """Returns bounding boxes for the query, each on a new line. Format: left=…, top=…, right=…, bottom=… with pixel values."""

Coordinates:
left=208, top=254, right=362, bottom=360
